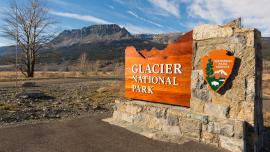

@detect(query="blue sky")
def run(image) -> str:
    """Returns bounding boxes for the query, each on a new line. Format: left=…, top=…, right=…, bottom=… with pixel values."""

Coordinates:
left=0, top=0, right=270, bottom=46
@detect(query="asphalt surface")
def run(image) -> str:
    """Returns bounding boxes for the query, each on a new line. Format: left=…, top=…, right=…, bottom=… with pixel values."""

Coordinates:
left=0, top=114, right=228, bottom=152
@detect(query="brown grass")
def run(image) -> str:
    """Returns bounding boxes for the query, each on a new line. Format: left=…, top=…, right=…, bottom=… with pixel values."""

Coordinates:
left=0, top=71, right=120, bottom=81
left=0, top=103, right=18, bottom=111
left=263, top=73, right=270, bottom=81
left=263, top=72, right=270, bottom=127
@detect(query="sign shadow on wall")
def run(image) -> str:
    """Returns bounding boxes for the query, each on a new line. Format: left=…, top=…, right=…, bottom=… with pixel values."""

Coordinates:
left=218, top=57, right=241, bottom=95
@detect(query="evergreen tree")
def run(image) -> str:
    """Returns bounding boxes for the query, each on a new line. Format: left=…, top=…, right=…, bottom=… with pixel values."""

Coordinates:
left=206, top=59, right=214, bottom=77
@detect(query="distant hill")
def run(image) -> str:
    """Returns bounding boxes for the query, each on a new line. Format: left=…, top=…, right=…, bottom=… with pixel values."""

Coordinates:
left=2, top=24, right=269, bottom=65
left=50, top=24, right=132, bottom=48
left=262, top=37, right=270, bottom=60
left=49, top=24, right=183, bottom=48
left=133, top=33, right=184, bottom=44
left=0, top=45, right=18, bottom=55
left=0, top=24, right=183, bottom=65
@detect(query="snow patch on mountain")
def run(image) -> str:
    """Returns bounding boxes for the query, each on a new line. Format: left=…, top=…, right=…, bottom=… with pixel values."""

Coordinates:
left=214, top=69, right=228, bottom=76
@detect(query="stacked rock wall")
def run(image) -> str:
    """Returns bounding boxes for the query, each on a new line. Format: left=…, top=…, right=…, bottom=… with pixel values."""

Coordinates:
left=191, top=21, right=263, bottom=151
left=104, top=20, right=263, bottom=152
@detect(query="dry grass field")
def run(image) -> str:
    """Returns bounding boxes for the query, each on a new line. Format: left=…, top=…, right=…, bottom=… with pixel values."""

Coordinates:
left=263, top=73, right=270, bottom=127
left=262, top=73, right=270, bottom=151
left=0, top=71, right=123, bottom=82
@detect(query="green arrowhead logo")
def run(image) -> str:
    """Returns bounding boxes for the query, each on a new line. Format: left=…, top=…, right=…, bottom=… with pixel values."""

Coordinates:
left=202, top=50, right=235, bottom=92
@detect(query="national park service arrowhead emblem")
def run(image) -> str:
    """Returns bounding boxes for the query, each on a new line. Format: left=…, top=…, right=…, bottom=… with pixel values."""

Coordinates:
left=202, top=50, right=235, bottom=92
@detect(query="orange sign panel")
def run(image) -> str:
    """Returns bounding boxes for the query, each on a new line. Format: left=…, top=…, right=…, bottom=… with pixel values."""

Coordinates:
left=125, top=32, right=193, bottom=107
left=201, top=50, right=235, bottom=92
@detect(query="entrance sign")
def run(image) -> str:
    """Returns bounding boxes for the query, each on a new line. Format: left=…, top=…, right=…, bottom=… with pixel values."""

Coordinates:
left=125, top=32, right=193, bottom=106
left=108, top=20, right=263, bottom=152
left=201, top=50, right=235, bottom=92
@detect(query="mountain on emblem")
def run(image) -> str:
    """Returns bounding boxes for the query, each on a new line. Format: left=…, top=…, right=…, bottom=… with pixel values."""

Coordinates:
left=214, top=69, right=228, bottom=76
left=201, top=50, right=235, bottom=92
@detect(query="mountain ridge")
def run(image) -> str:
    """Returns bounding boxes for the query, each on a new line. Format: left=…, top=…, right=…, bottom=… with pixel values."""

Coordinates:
left=0, top=24, right=173, bottom=64
left=0, top=24, right=269, bottom=65
left=0, top=24, right=183, bottom=56
left=50, top=24, right=132, bottom=48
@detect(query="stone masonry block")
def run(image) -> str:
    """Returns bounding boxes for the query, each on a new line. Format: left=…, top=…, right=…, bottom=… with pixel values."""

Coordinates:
left=125, top=104, right=143, bottom=115
left=190, top=97, right=204, bottom=113
left=219, top=135, right=243, bottom=152
left=207, top=121, right=234, bottom=137
left=181, top=119, right=202, bottom=140
left=204, top=102, right=229, bottom=119
left=193, top=25, right=233, bottom=40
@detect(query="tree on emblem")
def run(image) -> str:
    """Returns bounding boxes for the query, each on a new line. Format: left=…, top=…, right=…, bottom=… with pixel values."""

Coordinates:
left=205, top=58, right=221, bottom=91
left=206, top=59, right=214, bottom=78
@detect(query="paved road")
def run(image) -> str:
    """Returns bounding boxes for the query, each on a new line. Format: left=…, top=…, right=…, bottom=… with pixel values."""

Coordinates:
left=0, top=115, right=227, bottom=152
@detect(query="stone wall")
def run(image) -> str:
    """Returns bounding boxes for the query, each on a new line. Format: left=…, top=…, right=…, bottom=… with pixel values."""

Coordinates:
left=104, top=19, right=263, bottom=152
left=192, top=19, right=263, bottom=152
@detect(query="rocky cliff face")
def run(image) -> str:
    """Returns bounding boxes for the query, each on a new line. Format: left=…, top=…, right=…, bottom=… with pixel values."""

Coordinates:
left=133, top=33, right=184, bottom=44
left=52, top=24, right=184, bottom=48
left=0, top=24, right=167, bottom=64
left=51, top=24, right=132, bottom=48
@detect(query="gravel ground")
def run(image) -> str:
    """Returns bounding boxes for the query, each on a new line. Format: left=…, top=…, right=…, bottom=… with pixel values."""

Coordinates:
left=0, top=77, right=124, bottom=126
left=0, top=77, right=269, bottom=151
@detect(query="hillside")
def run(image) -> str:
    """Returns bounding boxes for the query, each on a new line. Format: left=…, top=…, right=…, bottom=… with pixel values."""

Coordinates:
left=262, top=37, right=270, bottom=60
left=1, top=24, right=268, bottom=65
left=50, top=24, right=132, bottom=48
left=133, top=33, right=184, bottom=44
left=47, top=39, right=165, bottom=62
left=0, top=24, right=181, bottom=65
left=0, top=45, right=19, bottom=56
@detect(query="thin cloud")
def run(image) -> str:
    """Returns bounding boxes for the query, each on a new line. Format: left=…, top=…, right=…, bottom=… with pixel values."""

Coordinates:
left=147, top=0, right=180, bottom=17
left=128, top=10, right=163, bottom=27
left=0, top=38, right=14, bottom=47
left=49, top=10, right=112, bottom=24
left=47, top=0, right=70, bottom=6
left=108, top=5, right=115, bottom=9
left=186, top=0, right=270, bottom=36
left=49, top=10, right=164, bottom=34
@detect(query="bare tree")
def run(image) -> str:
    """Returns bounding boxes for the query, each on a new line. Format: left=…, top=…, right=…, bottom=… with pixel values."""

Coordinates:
left=78, top=52, right=89, bottom=75
left=2, top=0, right=55, bottom=77
left=114, top=61, right=124, bottom=77
left=95, top=60, right=100, bottom=75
